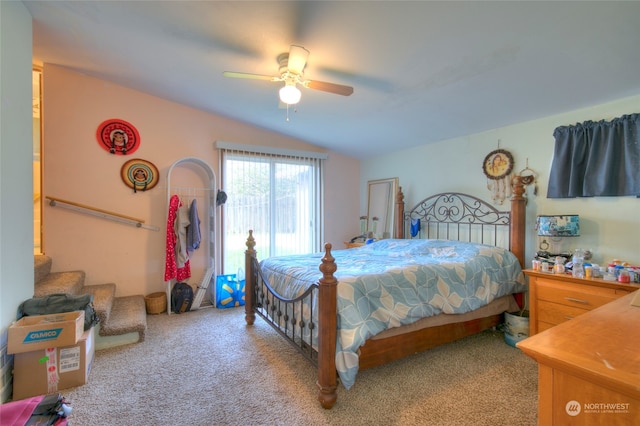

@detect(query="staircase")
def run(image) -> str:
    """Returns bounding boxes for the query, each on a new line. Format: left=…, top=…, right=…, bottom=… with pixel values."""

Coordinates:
left=33, top=255, right=147, bottom=349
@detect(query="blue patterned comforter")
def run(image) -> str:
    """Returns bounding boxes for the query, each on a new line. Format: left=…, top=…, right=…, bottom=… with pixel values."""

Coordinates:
left=259, top=239, right=525, bottom=389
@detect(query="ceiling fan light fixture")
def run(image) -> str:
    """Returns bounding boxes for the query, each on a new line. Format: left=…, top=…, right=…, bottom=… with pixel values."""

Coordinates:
left=279, top=84, right=301, bottom=105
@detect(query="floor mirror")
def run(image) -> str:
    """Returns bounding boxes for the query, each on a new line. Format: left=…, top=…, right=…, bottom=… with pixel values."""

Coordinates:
left=366, top=177, right=398, bottom=239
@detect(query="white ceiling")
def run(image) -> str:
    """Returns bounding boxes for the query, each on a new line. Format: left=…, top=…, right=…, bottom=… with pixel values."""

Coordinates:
left=25, top=1, right=640, bottom=159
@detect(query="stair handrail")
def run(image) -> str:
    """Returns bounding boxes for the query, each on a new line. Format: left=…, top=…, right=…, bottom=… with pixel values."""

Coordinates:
left=46, top=196, right=159, bottom=231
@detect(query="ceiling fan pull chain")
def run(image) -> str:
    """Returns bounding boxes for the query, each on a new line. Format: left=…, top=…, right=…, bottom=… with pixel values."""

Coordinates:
left=284, top=104, right=298, bottom=122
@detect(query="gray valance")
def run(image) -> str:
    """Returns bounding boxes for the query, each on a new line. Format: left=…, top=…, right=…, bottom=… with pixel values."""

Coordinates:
left=547, top=113, right=640, bottom=198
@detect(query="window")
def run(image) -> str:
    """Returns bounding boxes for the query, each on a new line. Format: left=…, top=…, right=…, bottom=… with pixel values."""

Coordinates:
left=218, top=142, right=325, bottom=274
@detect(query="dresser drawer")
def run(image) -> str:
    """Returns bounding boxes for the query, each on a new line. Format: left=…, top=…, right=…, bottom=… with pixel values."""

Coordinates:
left=536, top=279, right=624, bottom=310
left=537, top=320, right=555, bottom=334
left=525, top=270, right=640, bottom=336
left=538, top=300, right=589, bottom=326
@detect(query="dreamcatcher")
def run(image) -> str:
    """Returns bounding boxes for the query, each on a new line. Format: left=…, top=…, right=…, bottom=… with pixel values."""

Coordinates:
left=482, top=148, right=514, bottom=204
left=517, top=158, right=539, bottom=196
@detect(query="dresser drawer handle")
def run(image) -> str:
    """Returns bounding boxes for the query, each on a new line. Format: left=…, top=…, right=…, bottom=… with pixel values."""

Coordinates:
left=564, top=297, right=589, bottom=304
left=564, top=316, right=574, bottom=320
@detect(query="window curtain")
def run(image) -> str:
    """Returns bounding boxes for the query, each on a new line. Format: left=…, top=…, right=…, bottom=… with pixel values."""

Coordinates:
left=547, top=113, right=640, bottom=198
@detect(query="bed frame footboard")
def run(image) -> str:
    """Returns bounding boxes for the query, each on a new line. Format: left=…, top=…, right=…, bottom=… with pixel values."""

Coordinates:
left=245, top=232, right=339, bottom=409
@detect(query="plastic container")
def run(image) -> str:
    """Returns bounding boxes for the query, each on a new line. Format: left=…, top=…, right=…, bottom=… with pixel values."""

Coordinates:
left=553, top=256, right=565, bottom=274
left=541, top=261, right=550, bottom=272
left=572, top=249, right=585, bottom=278
left=614, top=265, right=625, bottom=277
left=504, top=311, right=529, bottom=348
left=618, top=270, right=631, bottom=283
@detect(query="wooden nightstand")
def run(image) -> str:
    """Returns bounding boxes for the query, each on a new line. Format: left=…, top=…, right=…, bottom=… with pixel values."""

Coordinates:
left=524, top=269, right=640, bottom=335
left=344, top=241, right=365, bottom=249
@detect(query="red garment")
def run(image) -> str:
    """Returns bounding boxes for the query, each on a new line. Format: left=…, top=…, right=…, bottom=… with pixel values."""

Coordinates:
left=164, top=195, right=191, bottom=281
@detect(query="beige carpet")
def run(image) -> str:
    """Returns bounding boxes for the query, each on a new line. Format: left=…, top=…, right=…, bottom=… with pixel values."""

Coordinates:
left=62, top=307, right=538, bottom=425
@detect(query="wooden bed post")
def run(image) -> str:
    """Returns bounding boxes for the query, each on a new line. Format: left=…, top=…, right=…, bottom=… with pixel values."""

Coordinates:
left=244, top=230, right=256, bottom=326
left=395, top=186, right=405, bottom=239
left=510, top=177, right=528, bottom=268
left=316, top=243, right=338, bottom=409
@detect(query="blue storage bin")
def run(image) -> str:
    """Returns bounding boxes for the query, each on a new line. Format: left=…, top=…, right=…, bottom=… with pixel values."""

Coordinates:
left=215, top=274, right=245, bottom=309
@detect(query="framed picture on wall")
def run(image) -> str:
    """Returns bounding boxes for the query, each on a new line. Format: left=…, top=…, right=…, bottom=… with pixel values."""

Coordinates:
left=482, top=149, right=514, bottom=180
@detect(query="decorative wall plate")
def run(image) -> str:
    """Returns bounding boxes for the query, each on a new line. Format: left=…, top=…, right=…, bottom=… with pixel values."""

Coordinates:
left=121, top=158, right=159, bottom=192
left=96, top=118, right=141, bottom=155
left=482, top=149, right=514, bottom=180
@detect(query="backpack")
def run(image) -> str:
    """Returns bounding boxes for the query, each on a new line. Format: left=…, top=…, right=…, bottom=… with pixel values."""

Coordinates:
left=17, top=293, right=100, bottom=331
left=171, top=282, right=193, bottom=314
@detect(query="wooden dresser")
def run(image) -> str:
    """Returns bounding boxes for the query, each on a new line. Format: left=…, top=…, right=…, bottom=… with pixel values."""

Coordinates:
left=517, top=291, right=640, bottom=425
left=524, top=269, right=639, bottom=335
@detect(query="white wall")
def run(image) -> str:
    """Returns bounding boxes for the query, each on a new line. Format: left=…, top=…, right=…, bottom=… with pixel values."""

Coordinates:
left=361, top=94, right=640, bottom=267
left=0, top=0, right=34, bottom=403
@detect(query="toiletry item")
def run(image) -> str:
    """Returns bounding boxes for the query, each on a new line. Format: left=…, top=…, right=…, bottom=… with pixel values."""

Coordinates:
left=584, top=266, right=592, bottom=279
left=618, top=269, right=630, bottom=283
left=553, top=256, right=565, bottom=274
left=591, top=264, right=601, bottom=278
left=572, top=249, right=585, bottom=278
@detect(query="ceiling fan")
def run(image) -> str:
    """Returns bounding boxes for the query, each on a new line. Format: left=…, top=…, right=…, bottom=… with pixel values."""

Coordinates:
left=223, top=45, right=354, bottom=107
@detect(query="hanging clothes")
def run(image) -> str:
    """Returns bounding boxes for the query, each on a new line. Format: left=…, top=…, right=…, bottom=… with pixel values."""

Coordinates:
left=164, top=194, right=191, bottom=282
left=174, top=201, right=190, bottom=267
left=186, top=198, right=201, bottom=252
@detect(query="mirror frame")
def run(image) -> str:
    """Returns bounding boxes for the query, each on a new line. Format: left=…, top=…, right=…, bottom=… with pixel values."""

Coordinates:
left=366, top=177, right=398, bottom=239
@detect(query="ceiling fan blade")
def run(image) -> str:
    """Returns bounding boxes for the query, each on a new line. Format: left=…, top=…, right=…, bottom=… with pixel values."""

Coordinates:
left=222, top=71, right=279, bottom=82
left=304, top=80, right=354, bottom=96
left=287, top=45, right=309, bottom=75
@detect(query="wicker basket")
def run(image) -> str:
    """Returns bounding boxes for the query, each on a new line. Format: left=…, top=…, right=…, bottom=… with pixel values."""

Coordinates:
left=145, top=292, right=167, bottom=315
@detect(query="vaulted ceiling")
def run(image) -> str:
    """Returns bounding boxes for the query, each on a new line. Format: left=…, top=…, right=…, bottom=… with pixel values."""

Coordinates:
left=25, top=1, right=640, bottom=159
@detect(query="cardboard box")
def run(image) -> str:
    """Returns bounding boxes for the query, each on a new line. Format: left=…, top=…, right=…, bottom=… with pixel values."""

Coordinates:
left=7, top=311, right=84, bottom=354
left=12, top=327, right=95, bottom=400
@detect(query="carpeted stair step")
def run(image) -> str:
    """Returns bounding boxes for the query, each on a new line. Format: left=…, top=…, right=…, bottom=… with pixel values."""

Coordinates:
left=32, top=255, right=146, bottom=349
left=34, top=270, right=85, bottom=297
left=82, top=283, right=116, bottom=327
left=34, top=255, right=52, bottom=285
left=98, top=295, right=147, bottom=342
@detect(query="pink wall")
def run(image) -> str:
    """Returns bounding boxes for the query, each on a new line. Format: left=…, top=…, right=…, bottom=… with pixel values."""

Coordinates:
left=42, top=64, right=359, bottom=297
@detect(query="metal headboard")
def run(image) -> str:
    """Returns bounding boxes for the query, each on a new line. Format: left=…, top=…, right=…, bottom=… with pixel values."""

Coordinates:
left=404, top=192, right=512, bottom=249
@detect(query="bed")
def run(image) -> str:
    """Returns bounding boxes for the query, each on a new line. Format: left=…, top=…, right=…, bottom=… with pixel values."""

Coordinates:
left=244, top=177, right=529, bottom=409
